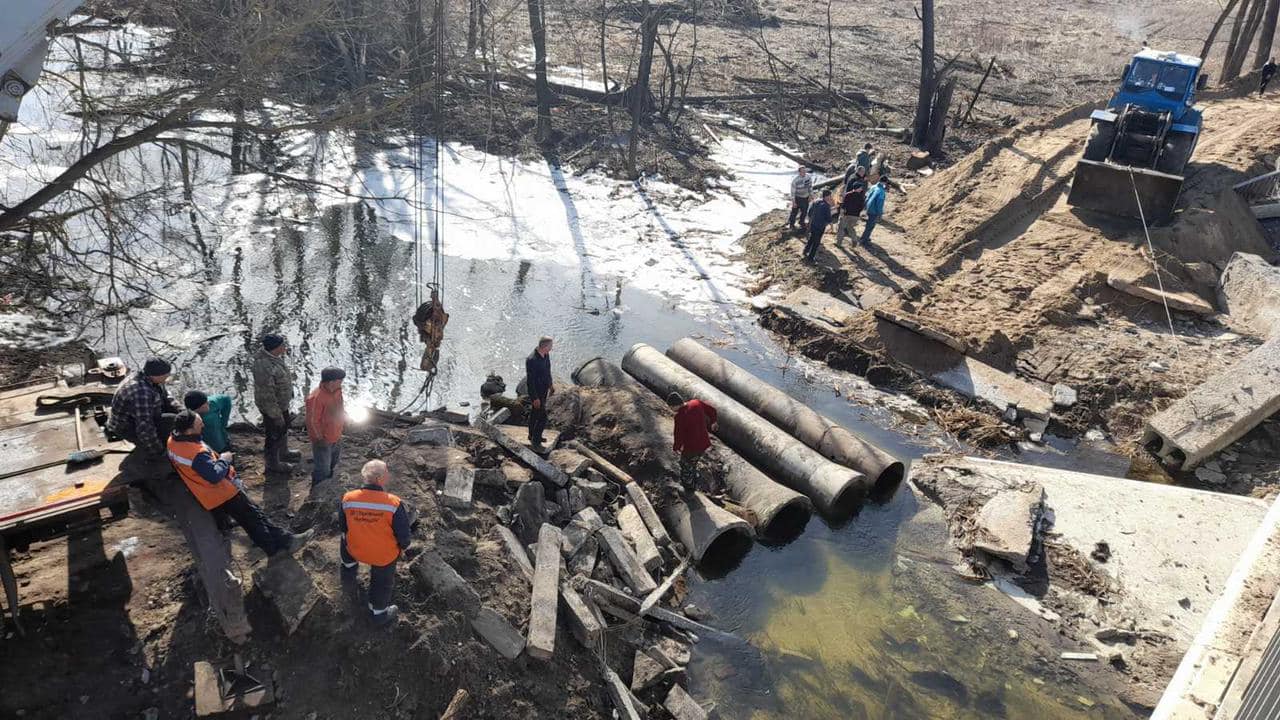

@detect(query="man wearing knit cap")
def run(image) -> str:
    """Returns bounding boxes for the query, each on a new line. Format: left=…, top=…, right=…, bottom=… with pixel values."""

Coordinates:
left=252, top=332, right=299, bottom=473
left=184, top=390, right=233, bottom=453
left=305, top=367, right=347, bottom=486
left=107, top=357, right=182, bottom=458
left=167, top=410, right=313, bottom=556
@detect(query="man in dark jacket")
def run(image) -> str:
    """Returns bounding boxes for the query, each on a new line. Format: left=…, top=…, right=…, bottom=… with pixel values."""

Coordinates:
left=107, top=357, right=182, bottom=458
left=252, top=333, right=299, bottom=473
left=1262, top=58, right=1277, bottom=95
left=524, top=336, right=554, bottom=450
left=803, top=189, right=835, bottom=261
left=835, top=169, right=867, bottom=246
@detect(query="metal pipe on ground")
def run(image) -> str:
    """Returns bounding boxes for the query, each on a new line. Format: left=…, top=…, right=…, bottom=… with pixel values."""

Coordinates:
left=574, top=358, right=812, bottom=540
left=666, top=337, right=906, bottom=496
left=620, top=344, right=866, bottom=518
left=571, top=358, right=758, bottom=565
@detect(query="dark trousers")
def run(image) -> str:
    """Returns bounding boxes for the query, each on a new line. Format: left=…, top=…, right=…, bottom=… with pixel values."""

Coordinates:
left=788, top=196, right=811, bottom=228
left=262, top=414, right=290, bottom=467
left=528, top=396, right=549, bottom=444
left=212, top=492, right=289, bottom=555
left=118, top=412, right=178, bottom=450
left=340, top=538, right=397, bottom=612
left=803, top=224, right=826, bottom=260
left=311, top=440, right=341, bottom=486
left=1262, top=75, right=1274, bottom=95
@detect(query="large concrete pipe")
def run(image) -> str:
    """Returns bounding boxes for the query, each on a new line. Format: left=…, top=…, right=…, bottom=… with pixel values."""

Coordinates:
left=662, top=490, right=753, bottom=571
left=574, top=357, right=812, bottom=539
left=621, top=344, right=866, bottom=518
left=571, top=358, right=756, bottom=565
left=667, top=337, right=906, bottom=495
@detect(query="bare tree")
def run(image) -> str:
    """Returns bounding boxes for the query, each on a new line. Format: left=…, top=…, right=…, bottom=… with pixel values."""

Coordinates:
left=1255, top=0, right=1280, bottom=69
left=911, top=0, right=936, bottom=148
left=1201, top=0, right=1242, bottom=68
left=527, top=0, right=553, bottom=144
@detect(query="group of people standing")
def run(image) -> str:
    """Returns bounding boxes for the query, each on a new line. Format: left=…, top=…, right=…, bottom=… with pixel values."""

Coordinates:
left=105, top=334, right=411, bottom=626
left=787, top=142, right=889, bottom=262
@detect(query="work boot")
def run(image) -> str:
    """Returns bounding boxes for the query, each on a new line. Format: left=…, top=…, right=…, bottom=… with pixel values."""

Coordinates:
left=371, top=605, right=400, bottom=627
left=282, top=529, right=314, bottom=554
left=282, top=448, right=302, bottom=462
left=266, top=461, right=296, bottom=474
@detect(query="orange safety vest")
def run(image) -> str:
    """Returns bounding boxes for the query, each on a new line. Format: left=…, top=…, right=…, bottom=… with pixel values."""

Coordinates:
left=167, top=435, right=239, bottom=511
left=342, top=487, right=402, bottom=566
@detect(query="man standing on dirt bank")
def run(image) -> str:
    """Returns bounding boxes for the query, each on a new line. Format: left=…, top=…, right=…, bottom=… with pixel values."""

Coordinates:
left=861, top=176, right=888, bottom=246
left=107, top=357, right=182, bottom=458
left=340, top=460, right=412, bottom=626
left=846, top=143, right=873, bottom=189
left=836, top=168, right=868, bottom=246
left=305, top=367, right=346, bottom=486
left=1262, top=58, right=1277, bottom=95
left=669, top=392, right=717, bottom=492
left=787, top=166, right=813, bottom=231
left=252, top=333, right=300, bottom=474
left=167, top=410, right=313, bottom=555
left=803, top=189, right=835, bottom=261
left=184, top=390, right=232, bottom=453
left=525, top=336, right=555, bottom=451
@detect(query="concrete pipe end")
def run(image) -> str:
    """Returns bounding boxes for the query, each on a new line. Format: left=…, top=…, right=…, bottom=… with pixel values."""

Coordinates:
left=869, top=461, right=908, bottom=502
left=812, top=466, right=868, bottom=520
left=757, top=496, right=814, bottom=545
left=696, top=522, right=755, bottom=578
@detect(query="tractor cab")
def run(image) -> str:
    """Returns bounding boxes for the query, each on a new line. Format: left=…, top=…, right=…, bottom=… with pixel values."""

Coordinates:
left=1114, top=50, right=1206, bottom=121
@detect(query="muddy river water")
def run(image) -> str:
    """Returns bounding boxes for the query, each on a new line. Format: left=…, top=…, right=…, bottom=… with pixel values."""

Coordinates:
left=94, top=199, right=1138, bottom=719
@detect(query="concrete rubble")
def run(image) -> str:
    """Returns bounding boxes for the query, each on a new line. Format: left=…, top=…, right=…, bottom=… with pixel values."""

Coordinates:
left=1143, top=336, right=1280, bottom=469
left=1218, top=252, right=1280, bottom=339
left=971, top=483, right=1046, bottom=573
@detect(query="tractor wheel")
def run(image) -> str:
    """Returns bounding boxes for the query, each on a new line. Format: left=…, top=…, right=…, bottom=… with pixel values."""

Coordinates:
left=1082, top=121, right=1117, bottom=162
left=1156, top=132, right=1195, bottom=175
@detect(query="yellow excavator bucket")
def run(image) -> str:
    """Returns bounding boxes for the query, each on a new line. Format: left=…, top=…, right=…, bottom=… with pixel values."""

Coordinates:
left=1067, top=159, right=1184, bottom=224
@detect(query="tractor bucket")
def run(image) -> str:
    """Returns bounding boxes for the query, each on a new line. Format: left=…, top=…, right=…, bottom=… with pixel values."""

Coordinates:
left=1067, top=159, right=1184, bottom=224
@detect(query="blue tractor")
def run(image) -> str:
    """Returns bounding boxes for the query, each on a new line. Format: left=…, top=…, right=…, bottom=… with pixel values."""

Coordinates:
left=1067, top=48, right=1208, bottom=223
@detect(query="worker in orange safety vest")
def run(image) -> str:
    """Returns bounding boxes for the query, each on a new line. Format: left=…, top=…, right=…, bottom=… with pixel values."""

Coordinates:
left=167, top=410, right=312, bottom=556
left=340, top=459, right=413, bottom=626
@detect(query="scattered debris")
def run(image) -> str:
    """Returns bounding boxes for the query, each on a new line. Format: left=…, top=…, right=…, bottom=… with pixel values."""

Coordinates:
left=470, top=606, right=526, bottom=660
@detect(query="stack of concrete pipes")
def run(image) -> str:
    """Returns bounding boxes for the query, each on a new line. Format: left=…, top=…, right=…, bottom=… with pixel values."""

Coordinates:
left=574, top=338, right=905, bottom=565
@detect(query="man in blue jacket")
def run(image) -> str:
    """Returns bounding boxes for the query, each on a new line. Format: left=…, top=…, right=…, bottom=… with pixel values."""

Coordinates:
left=803, top=189, right=835, bottom=262
left=524, top=336, right=554, bottom=450
left=861, top=176, right=888, bottom=246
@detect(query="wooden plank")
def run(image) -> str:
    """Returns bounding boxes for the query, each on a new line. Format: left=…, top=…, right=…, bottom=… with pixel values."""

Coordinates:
left=598, top=526, right=658, bottom=595
left=616, top=505, right=662, bottom=572
left=528, top=523, right=562, bottom=660
left=578, top=578, right=735, bottom=640
left=474, top=415, right=569, bottom=487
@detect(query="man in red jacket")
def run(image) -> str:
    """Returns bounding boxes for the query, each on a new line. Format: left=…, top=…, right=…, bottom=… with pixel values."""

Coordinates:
left=669, top=392, right=718, bottom=492
left=305, top=367, right=346, bottom=486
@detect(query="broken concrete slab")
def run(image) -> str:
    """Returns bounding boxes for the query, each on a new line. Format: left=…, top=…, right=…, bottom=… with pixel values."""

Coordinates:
left=599, top=526, right=658, bottom=595
left=567, top=536, right=598, bottom=578
left=664, top=684, right=711, bottom=720
left=527, top=523, right=562, bottom=660
left=471, top=606, right=526, bottom=660
left=1143, top=336, right=1280, bottom=469
left=251, top=556, right=320, bottom=636
left=494, top=524, right=534, bottom=581
left=407, top=421, right=453, bottom=446
left=874, top=308, right=969, bottom=353
left=474, top=415, right=569, bottom=487
left=624, top=481, right=671, bottom=547
left=1107, top=272, right=1216, bottom=316
left=548, top=448, right=592, bottom=477
left=1218, top=252, right=1280, bottom=339
left=428, top=403, right=472, bottom=425
left=513, top=481, right=548, bottom=545
left=632, top=649, right=666, bottom=692
left=775, top=286, right=861, bottom=332
left=442, top=466, right=475, bottom=509
left=616, top=504, right=663, bottom=573
left=557, top=555, right=603, bottom=649
left=561, top=507, right=604, bottom=557
left=471, top=466, right=508, bottom=488
left=410, top=550, right=480, bottom=617
left=971, top=483, right=1046, bottom=573
left=605, top=667, right=645, bottom=720
left=498, top=424, right=561, bottom=452
left=575, top=474, right=611, bottom=506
